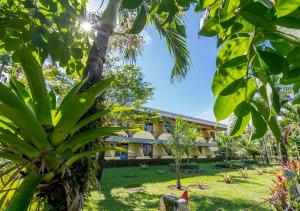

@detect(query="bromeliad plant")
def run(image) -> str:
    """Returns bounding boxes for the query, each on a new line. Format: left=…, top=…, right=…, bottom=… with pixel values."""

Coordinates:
left=269, top=160, right=300, bottom=210
left=0, top=47, right=128, bottom=210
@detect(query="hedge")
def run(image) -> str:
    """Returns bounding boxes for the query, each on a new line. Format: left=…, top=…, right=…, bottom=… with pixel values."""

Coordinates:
left=104, top=157, right=222, bottom=168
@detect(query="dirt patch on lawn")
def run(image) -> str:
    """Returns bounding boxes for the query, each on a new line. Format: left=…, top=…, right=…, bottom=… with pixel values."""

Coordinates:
left=188, top=184, right=211, bottom=190
left=167, top=185, right=188, bottom=190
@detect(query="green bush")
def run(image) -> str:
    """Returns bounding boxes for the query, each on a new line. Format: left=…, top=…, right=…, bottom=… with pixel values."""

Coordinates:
left=215, top=161, right=242, bottom=169
left=215, top=160, right=262, bottom=169
left=180, top=163, right=199, bottom=169
left=104, top=158, right=222, bottom=168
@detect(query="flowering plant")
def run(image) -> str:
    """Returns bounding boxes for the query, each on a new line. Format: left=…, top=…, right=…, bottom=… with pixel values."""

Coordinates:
left=269, top=160, right=300, bottom=210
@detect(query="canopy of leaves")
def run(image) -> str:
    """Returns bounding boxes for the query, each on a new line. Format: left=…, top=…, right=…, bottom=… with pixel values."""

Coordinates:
left=198, top=0, right=300, bottom=141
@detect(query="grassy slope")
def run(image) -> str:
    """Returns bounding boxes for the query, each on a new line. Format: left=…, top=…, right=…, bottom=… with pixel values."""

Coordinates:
left=85, top=162, right=276, bottom=211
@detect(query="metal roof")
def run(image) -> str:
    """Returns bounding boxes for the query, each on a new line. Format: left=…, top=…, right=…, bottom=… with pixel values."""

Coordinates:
left=106, top=136, right=154, bottom=144
left=198, top=142, right=218, bottom=147
left=142, top=107, right=227, bottom=130
left=106, top=136, right=218, bottom=147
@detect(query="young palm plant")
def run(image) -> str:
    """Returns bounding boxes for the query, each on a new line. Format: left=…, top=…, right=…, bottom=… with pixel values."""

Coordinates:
left=0, top=47, right=128, bottom=210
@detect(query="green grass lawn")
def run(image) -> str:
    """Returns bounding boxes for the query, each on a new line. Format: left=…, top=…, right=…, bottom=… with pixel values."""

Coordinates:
left=85, top=162, right=277, bottom=211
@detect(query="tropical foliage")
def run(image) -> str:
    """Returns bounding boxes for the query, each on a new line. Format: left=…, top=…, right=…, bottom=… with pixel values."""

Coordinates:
left=0, top=0, right=192, bottom=209
left=269, top=160, right=300, bottom=210
left=0, top=49, right=130, bottom=210
left=160, top=118, right=201, bottom=189
left=198, top=0, right=300, bottom=144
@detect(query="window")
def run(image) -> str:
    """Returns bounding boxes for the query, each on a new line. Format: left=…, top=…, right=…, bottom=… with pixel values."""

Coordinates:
left=144, top=123, right=153, bottom=133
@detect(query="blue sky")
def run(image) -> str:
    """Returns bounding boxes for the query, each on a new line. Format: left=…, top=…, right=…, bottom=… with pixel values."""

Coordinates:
left=87, top=1, right=223, bottom=123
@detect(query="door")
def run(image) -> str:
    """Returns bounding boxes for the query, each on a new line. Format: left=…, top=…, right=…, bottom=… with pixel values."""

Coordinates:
left=143, top=144, right=153, bottom=158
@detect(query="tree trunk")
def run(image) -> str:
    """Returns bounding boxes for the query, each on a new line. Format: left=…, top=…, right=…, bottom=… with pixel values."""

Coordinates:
left=40, top=182, right=68, bottom=211
left=262, top=138, right=270, bottom=165
left=64, top=0, right=121, bottom=206
left=281, top=128, right=291, bottom=164
left=225, top=148, right=228, bottom=161
left=280, top=140, right=289, bottom=164
left=176, top=166, right=181, bottom=190
left=96, top=141, right=106, bottom=181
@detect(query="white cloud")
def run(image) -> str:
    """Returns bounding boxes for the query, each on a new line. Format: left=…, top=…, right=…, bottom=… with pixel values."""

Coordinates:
left=141, top=30, right=152, bottom=45
left=197, top=108, right=229, bottom=125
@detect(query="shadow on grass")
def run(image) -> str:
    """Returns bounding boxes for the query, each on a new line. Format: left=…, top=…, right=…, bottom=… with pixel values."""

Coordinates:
left=85, top=163, right=272, bottom=210
left=88, top=190, right=269, bottom=211
left=100, top=163, right=226, bottom=190
left=190, top=195, right=269, bottom=211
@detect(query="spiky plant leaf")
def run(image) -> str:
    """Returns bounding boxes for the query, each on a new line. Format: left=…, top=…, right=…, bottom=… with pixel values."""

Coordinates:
left=6, top=175, right=42, bottom=211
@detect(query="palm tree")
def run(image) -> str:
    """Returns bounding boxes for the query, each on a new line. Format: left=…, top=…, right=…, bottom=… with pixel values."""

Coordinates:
left=80, top=0, right=191, bottom=183
left=0, top=0, right=192, bottom=209
left=160, top=118, right=191, bottom=190
left=217, top=133, right=235, bottom=160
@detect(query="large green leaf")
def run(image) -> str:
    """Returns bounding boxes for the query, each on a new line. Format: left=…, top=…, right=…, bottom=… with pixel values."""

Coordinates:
left=199, top=16, right=222, bottom=37
left=270, top=17, right=300, bottom=44
left=219, top=0, right=240, bottom=22
left=270, top=40, right=294, bottom=56
left=129, top=6, right=147, bottom=34
left=252, top=56, right=281, bottom=113
left=293, top=82, right=300, bottom=93
left=6, top=175, right=42, bottom=211
left=275, top=0, right=300, bottom=18
left=214, top=78, right=256, bottom=121
left=240, top=2, right=273, bottom=27
left=292, top=93, right=300, bottom=105
left=195, top=0, right=216, bottom=11
left=249, top=104, right=267, bottom=140
left=281, top=68, right=300, bottom=84
left=255, top=100, right=282, bottom=141
left=287, top=47, right=300, bottom=65
left=212, top=62, right=247, bottom=96
left=216, top=37, right=252, bottom=68
left=122, top=0, right=143, bottom=9
left=50, top=78, right=112, bottom=146
left=255, top=50, right=288, bottom=75
left=176, top=0, right=190, bottom=8
left=228, top=102, right=251, bottom=137
left=18, top=47, right=52, bottom=125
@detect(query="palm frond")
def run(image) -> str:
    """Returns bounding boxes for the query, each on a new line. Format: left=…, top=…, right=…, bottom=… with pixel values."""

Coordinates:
left=151, top=16, right=191, bottom=82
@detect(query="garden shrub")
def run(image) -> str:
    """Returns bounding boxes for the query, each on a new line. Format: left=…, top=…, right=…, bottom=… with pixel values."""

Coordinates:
left=180, top=163, right=199, bottom=169
left=104, top=158, right=222, bottom=167
left=238, top=168, right=249, bottom=179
